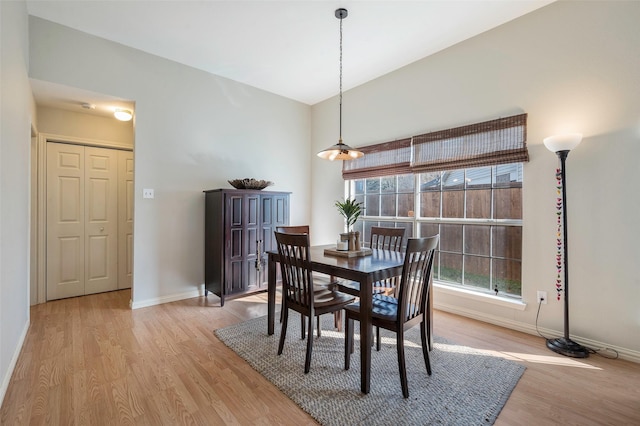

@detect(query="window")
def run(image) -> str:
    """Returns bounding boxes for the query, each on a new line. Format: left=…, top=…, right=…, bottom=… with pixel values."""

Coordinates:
left=343, top=114, right=528, bottom=299
left=348, top=163, right=523, bottom=298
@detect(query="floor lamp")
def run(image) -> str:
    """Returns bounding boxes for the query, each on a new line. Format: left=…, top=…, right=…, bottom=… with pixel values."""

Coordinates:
left=543, top=133, right=590, bottom=358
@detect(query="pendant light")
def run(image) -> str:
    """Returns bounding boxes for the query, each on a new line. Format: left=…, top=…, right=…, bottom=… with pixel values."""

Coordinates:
left=317, top=8, right=364, bottom=161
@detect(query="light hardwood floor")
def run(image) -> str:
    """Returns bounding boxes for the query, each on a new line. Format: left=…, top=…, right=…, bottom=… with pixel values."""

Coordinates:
left=1, top=289, right=639, bottom=425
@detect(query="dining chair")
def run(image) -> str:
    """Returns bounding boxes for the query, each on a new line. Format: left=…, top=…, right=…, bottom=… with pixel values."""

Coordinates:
left=344, top=235, right=439, bottom=398
left=369, top=226, right=406, bottom=296
left=275, top=231, right=355, bottom=374
left=337, top=226, right=407, bottom=347
left=370, top=226, right=405, bottom=251
left=275, top=225, right=342, bottom=336
left=338, top=226, right=406, bottom=296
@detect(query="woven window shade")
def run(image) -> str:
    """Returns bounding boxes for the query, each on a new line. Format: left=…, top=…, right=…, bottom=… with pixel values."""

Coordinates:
left=342, top=138, right=412, bottom=180
left=411, top=114, right=529, bottom=173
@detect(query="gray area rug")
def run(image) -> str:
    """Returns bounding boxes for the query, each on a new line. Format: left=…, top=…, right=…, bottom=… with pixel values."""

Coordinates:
left=215, top=312, right=525, bottom=425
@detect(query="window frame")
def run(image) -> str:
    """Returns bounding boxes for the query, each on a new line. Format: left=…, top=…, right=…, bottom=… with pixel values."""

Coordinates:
left=346, top=164, right=523, bottom=299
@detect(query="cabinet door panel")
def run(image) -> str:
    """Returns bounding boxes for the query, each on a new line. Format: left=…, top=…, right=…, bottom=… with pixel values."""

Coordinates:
left=247, top=195, right=259, bottom=226
left=229, top=260, right=245, bottom=294
left=230, top=196, right=243, bottom=226
left=275, top=196, right=288, bottom=225
left=230, top=228, right=243, bottom=258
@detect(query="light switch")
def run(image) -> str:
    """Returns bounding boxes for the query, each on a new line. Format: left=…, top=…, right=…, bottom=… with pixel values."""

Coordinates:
left=143, top=188, right=154, bottom=199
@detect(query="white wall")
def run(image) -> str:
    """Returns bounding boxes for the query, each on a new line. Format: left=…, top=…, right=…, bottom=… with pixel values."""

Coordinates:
left=29, top=17, right=312, bottom=307
left=312, top=1, right=640, bottom=356
left=36, top=106, right=134, bottom=146
left=0, top=0, right=33, bottom=406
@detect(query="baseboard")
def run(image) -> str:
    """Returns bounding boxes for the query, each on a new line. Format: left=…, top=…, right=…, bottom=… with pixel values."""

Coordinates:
left=434, top=301, right=640, bottom=363
left=0, top=319, right=30, bottom=407
left=131, top=284, right=206, bottom=309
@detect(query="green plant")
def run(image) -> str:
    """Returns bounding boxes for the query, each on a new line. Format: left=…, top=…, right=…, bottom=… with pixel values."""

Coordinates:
left=335, top=198, right=363, bottom=231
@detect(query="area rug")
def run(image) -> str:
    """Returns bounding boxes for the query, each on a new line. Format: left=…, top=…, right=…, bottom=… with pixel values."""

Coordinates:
left=215, top=312, right=525, bottom=425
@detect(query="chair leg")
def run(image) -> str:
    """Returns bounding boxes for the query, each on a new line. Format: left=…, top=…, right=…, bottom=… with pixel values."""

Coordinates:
left=278, top=308, right=289, bottom=356
left=344, top=316, right=353, bottom=370
left=420, top=321, right=432, bottom=375
left=300, top=314, right=305, bottom=340
left=317, top=315, right=321, bottom=338
left=397, top=329, right=409, bottom=398
left=304, top=313, right=314, bottom=374
left=334, top=311, right=342, bottom=331
left=376, top=326, right=381, bottom=351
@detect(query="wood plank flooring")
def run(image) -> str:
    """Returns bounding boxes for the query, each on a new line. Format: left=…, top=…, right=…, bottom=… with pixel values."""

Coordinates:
left=1, top=289, right=639, bottom=425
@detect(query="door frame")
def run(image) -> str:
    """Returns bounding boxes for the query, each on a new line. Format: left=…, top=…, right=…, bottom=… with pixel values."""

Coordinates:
left=35, top=133, right=133, bottom=304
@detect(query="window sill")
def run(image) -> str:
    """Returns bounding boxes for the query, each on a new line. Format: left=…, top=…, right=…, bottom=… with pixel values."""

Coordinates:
left=433, top=282, right=527, bottom=311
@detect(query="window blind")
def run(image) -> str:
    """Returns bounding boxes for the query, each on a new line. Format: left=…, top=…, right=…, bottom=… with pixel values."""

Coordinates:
left=411, top=113, right=529, bottom=173
left=341, top=114, right=529, bottom=180
left=341, top=138, right=412, bottom=180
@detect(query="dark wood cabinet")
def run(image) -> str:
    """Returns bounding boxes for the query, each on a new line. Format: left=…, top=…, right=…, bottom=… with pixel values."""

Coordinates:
left=204, top=189, right=289, bottom=305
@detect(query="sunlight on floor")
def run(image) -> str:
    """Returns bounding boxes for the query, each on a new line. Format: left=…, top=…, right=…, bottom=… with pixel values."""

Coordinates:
left=435, top=342, right=602, bottom=370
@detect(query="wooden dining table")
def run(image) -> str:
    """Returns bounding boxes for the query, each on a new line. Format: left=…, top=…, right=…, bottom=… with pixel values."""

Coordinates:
left=267, top=244, right=433, bottom=394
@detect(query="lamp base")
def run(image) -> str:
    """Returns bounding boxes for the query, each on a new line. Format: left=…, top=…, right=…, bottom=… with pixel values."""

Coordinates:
left=546, top=337, right=590, bottom=358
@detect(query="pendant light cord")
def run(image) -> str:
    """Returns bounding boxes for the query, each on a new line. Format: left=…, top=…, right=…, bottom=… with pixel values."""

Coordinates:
left=339, top=12, right=343, bottom=143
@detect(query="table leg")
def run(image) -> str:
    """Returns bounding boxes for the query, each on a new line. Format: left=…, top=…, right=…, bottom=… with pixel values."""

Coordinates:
left=268, top=254, right=276, bottom=335
left=359, top=277, right=373, bottom=394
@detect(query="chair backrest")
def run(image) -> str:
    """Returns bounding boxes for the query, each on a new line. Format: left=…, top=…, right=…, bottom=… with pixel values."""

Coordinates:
left=370, top=226, right=405, bottom=251
left=276, top=225, right=310, bottom=235
left=274, top=231, right=314, bottom=312
left=396, top=235, right=439, bottom=324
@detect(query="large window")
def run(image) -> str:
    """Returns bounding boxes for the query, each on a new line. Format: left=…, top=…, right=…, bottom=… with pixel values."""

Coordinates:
left=348, top=163, right=523, bottom=298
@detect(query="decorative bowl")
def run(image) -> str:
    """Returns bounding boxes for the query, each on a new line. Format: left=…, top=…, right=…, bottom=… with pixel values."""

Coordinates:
left=228, top=178, right=274, bottom=190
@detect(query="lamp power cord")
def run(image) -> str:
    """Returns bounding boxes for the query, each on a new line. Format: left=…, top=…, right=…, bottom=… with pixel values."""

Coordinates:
left=534, top=298, right=619, bottom=360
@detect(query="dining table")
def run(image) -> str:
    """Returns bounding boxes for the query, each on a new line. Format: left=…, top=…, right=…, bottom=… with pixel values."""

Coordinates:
left=267, top=244, right=433, bottom=394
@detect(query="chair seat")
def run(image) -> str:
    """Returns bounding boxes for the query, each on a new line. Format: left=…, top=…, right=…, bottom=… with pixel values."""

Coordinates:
left=315, top=290, right=354, bottom=309
left=345, top=294, right=400, bottom=322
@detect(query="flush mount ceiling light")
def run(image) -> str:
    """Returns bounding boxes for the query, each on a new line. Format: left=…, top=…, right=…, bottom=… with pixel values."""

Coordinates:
left=317, top=8, right=363, bottom=161
left=114, top=108, right=133, bottom=121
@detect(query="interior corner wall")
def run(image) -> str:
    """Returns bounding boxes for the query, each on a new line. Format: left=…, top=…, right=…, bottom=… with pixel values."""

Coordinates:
left=311, top=1, right=640, bottom=356
left=28, top=16, right=312, bottom=308
left=1, top=0, right=33, bottom=406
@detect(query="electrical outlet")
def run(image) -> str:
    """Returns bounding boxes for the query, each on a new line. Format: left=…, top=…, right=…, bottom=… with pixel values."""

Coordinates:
left=537, top=290, right=547, bottom=304
left=143, top=188, right=154, bottom=199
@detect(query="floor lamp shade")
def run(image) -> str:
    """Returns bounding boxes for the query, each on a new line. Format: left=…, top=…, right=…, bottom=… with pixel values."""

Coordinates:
left=543, top=133, right=582, bottom=152
left=544, top=133, right=589, bottom=358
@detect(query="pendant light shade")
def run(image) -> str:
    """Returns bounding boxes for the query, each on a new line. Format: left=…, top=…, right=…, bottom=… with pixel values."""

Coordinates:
left=317, top=8, right=363, bottom=161
left=317, top=140, right=364, bottom=161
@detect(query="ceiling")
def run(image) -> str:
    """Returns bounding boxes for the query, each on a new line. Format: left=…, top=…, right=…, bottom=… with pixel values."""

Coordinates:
left=27, top=0, right=554, bottom=118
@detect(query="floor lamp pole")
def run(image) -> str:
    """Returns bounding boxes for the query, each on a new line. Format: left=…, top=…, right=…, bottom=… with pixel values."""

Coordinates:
left=544, top=137, right=589, bottom=358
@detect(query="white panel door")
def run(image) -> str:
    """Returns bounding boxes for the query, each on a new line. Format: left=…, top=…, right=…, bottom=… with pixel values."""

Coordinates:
left=84, top=146, right=119, bottom=295
left=118, top=150, right=134, bottom=289
left=46, top=143, right=86, bottom=300
left=46, top=143, right=125, bottom=300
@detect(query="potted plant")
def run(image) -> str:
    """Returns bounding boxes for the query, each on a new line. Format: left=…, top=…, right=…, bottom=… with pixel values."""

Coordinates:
left=335, top=198, right=363, bottom=250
